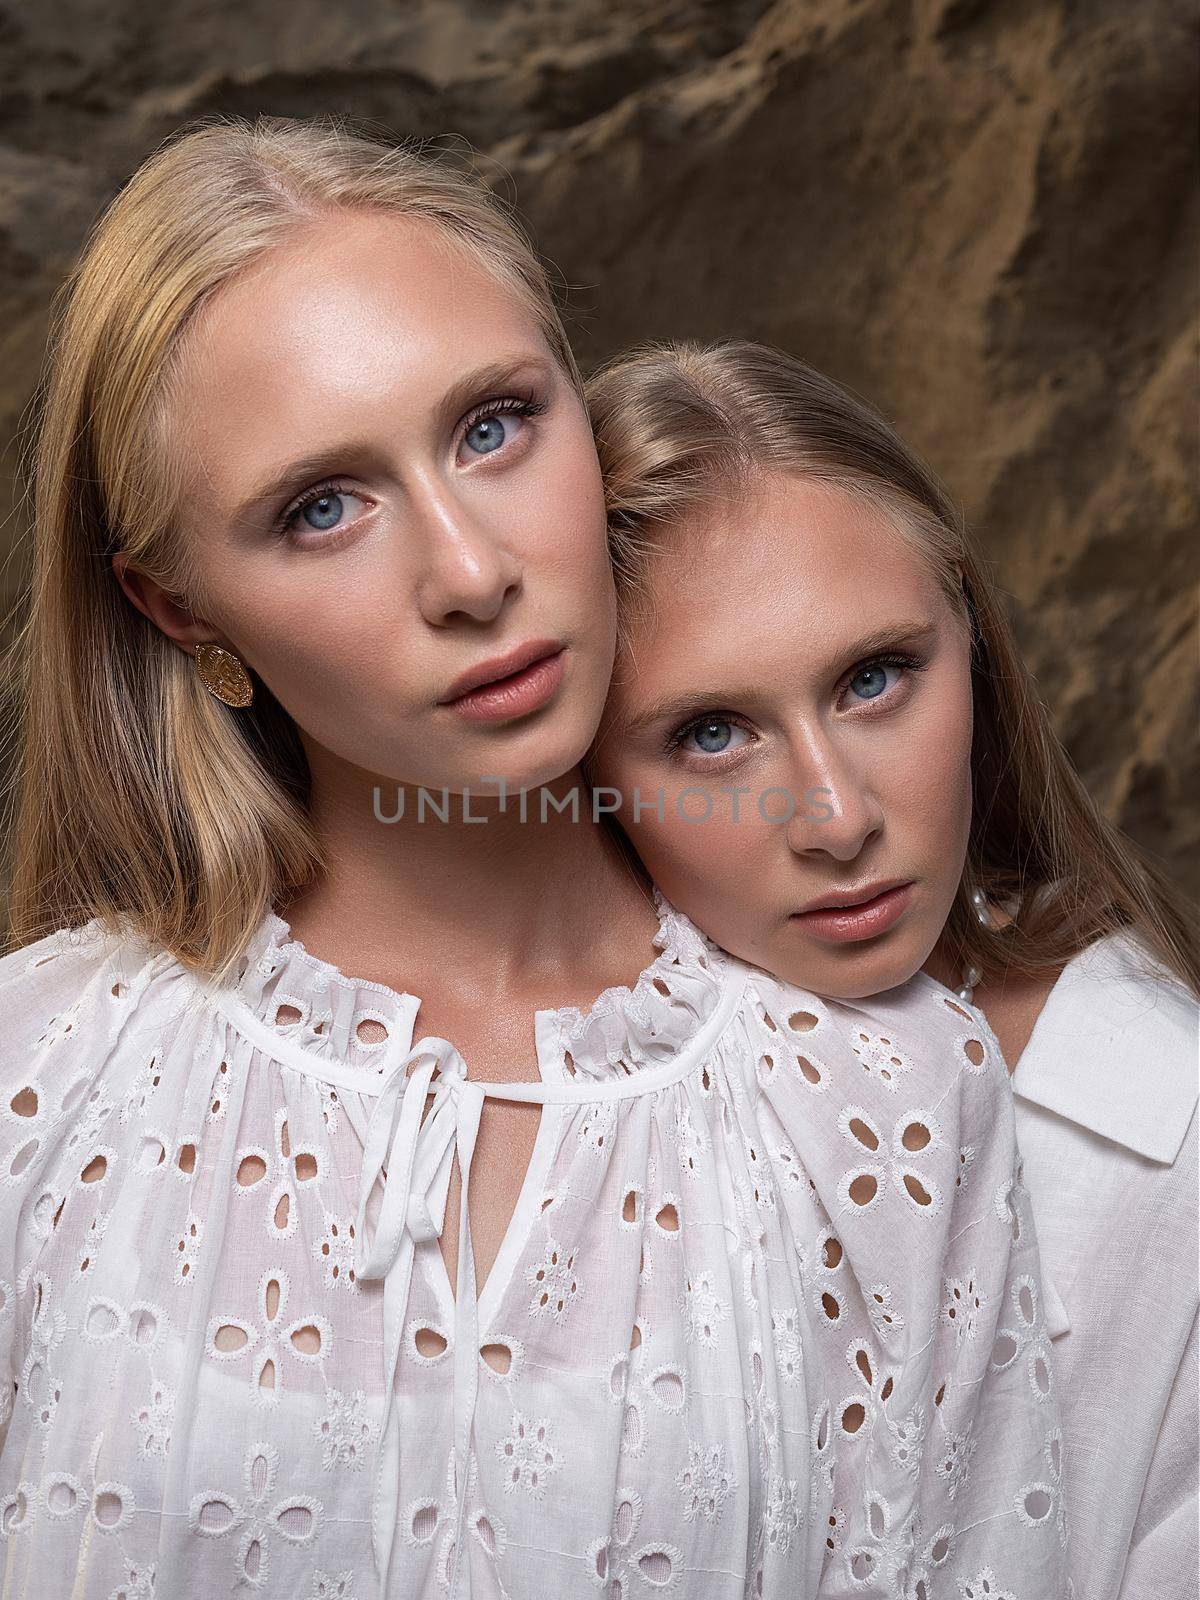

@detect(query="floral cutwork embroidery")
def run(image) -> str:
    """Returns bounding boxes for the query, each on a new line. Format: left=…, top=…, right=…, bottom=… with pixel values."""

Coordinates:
left=681, top=1270, right=730, bottom=1349
left=585, top=1490, right=682, bottom=1595
left=174, top=1214, right=202, bottom=1284
left=132, top=1381, right=174, bottom=1458
left=21, top=1273, right=65, bottom=1427
left=836, top=1105, right=945, bottom=1216
left=842, top=1494, right=932, bottom=1595
left=187, top=1441, right=320, bottom=1589
left=835, top=1339, right=897, bottom=1449
left=934, top=1424, right=977, bottom=1501
left=1013, top=1428, right=1065, bottom=1542
left=578, top=1100, right=617, bottom=1154
left=850, top=1030, right=914, bottom=1090
left=35, top=1001, right=84, bottom=1050
left=943, top=1270, right=988, bottom=1345
left=311, top=1573, right=356, bottom=1600
left=207, top=1270, right=331, bottom=1400
left=77, top=1209, right=110, bottom=1276
left=763, top=1474, right=801, bottom=1556
left=677, top=1439, right=735, bottom=1523
left=771, top=1139, right=808, bottom=1190
left=771, top=1306, right=804, bottom=1384
left=885, top=1403, right=927, bottom=1478
left=672, top=1104, right=710, bottom=1178
left=525, top=1240, right=582, bottom=1323
left=496, top=1411, right=559, bottom=1498
left=105, top=1559, right=155, bottom=1599
left=0, top=1482, right=35, bottom=1537
left=314, top=1389, right=379, bottom=1471
left=584, top=1492, right=638, bottom=1590
left=865, top=1282, right=906, bottom=1341
left=313, top=1215, right=358, bottom=1292
left=959, top=1571, right=1015, bottom=1600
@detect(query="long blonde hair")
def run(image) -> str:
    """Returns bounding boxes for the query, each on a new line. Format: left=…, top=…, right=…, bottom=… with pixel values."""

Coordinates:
left=0, top=113, right=614, bottom=982
left=586, top=339, right=1199, bottom=997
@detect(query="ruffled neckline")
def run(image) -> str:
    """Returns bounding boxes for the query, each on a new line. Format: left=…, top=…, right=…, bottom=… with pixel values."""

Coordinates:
left=229, top=885, right=730, bottom=1084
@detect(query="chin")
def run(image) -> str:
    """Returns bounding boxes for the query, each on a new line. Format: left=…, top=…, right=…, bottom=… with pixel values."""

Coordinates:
left=814, top=967, right=920, bottom=1001
left=469, top=725, right=599, bottom=797
left=771, top=934, right=934, bottom=1003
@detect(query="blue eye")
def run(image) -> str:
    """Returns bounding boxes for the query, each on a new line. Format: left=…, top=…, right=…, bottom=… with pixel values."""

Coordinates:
left=276, top=482, right=372, bottom=543
left=676, top=718, right=751, bottom=758
left=849, top=663, right=894, bottom=701
left=300, top=491, right=347, bottom=531
left=464, top=414, right=509, bottom=455
left=843, top=652, right=927, bottom=708
left=692, top=720, right=733, bottom=753
left=457, top=394, right=547, bottom=463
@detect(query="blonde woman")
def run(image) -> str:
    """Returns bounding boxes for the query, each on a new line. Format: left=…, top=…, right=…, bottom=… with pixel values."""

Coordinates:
left=0, top=119, right=1064, bottom=1600
left=585, top=339, right=1200, bottom=1600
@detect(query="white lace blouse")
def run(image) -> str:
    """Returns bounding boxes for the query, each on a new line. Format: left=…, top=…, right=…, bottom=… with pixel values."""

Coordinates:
left=0, top=890, right=1068, bottom=1600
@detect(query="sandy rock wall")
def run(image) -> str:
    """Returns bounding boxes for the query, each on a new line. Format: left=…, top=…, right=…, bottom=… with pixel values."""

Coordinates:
left=1, top=0, right=1195, bottom=890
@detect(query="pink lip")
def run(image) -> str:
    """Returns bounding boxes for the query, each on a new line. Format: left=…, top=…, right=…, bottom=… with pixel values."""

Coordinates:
left=439, top=638, right=564, bottom=704
left=790, top=882, right=915, bottom=944
left=440, top=647, right=567, bottom=724
left=796, top=877, right=911, bottom=915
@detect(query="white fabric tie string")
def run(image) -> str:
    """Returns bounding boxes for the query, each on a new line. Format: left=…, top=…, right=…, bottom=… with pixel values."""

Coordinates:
left=352, top=1035, right=488, bottom=1598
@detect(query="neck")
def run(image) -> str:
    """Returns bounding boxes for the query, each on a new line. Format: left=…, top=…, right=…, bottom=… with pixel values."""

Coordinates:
left=920, top=942, right=961, bottom=992
left=277, top=756, right=657, bottom=1008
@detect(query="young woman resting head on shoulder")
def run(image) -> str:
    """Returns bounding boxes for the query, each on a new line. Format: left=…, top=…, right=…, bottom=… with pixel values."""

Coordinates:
left=585, top=337, right=1200, bottom=1600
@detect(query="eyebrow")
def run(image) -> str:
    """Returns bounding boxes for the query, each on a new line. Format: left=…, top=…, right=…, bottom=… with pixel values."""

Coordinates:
left=226, top=353, right=557, bottom=530
left=619, top=619, right=940, bottom=735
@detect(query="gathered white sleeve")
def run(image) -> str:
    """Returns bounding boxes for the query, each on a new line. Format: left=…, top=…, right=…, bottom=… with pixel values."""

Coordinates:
left=738, top=966, right=1070, bottom=1598
left=0, top=919, right=140, bottom=1457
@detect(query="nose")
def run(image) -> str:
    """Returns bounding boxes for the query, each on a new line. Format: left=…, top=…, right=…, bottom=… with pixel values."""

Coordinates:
left=411, top=478, right=523, bottom=627
left=781, top=732, right=885, bottom=863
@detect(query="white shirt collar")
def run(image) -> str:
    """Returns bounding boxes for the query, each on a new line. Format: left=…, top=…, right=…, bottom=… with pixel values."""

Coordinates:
left=1011, top=930, right=1199, bottom=1165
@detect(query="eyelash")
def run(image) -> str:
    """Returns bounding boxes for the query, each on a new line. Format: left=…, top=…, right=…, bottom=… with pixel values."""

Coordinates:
left=272, top=392, right=549, bottom=540
left=663, top=650, right=928, bottom=757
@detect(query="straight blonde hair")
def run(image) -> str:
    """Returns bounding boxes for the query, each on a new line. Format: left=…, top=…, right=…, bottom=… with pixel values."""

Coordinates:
left=1, top=113, right=622, bottom=983
left=586, top=339, right=1199, bottom=997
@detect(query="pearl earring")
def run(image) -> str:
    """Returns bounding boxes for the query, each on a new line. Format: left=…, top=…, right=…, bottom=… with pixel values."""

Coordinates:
left=957, top=887, right=995, bottom=1003
left=969, top=887, right=993, bottom=926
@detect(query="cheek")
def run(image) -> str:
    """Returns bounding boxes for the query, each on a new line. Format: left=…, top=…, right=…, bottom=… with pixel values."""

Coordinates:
left=523, top=423, right=608, bottom=562
left=609, top=779, right=759, bottom=910
left=215, top=566, right=409, bottom=718
left=880, top=664, right=974, bottom=837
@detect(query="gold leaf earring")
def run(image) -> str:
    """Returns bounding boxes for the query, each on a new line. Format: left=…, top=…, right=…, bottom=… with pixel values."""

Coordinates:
left=194, top=642, right=254, bottom=708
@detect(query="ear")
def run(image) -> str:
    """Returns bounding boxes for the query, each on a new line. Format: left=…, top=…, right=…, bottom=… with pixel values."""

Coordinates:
left=111, top=553, right=224, bottom=654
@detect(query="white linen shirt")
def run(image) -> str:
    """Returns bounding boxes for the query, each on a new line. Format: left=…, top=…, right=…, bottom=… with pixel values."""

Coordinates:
left=1011, top=931, right=1199, bottom=1600
left=0, top=891, right=1069, bottom=1599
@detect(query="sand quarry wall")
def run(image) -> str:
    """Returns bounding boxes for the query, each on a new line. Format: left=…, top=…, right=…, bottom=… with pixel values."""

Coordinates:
left=1, top=0, right=1195, bottom=893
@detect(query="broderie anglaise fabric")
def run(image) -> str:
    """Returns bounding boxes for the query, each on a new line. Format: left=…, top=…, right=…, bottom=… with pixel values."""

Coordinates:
left=0, top=891, right=1068, bottom=1598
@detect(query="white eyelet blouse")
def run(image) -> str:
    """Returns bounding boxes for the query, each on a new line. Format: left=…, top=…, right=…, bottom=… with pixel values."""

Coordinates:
left=0, top=890, right=1068, bottom=1600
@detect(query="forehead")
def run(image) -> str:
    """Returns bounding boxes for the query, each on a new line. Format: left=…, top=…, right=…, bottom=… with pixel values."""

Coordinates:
left=621, top=471, right=940, bottom=665
left=171, top=210, right=548, bottom=482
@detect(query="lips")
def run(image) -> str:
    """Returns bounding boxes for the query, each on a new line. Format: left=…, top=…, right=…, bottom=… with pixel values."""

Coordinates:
left=789, top=882, right=915, bottom=945
left=439, top=638, right=563, bottom=704
left=795, top=878, right=912, bottom=916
